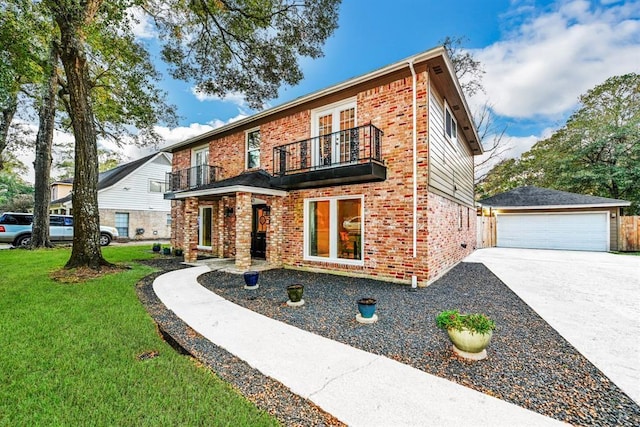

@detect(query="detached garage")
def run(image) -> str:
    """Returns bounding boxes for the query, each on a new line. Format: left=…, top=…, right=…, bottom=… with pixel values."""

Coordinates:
left=478, top=186, right=630, bottom=252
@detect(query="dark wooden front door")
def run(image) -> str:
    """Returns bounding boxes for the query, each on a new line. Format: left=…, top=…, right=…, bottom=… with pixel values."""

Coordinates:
left=251, top=205, right=268, bottom=259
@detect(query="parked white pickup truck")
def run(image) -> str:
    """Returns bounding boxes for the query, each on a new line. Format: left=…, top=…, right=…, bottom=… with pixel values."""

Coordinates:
left=0, top=212, right=118, bottom=247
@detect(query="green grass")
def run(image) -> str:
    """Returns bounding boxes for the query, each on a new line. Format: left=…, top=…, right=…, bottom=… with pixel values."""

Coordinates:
left=0, top=246, right=279, bottom=426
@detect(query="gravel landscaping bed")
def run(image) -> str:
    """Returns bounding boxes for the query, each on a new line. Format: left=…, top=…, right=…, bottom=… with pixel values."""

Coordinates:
left=194, top=262, right=640, bottom=426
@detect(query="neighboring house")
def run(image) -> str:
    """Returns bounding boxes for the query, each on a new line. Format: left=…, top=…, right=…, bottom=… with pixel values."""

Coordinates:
left=49, top=178, right=73, bottom=206
left=477, top=186, right=631, bottom=252
left=50, top=152, right=173, bottom=239
left=163, top=46, right=483, bottom=286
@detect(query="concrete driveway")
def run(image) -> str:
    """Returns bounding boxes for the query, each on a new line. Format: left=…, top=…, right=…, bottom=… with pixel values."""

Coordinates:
left=464, top=248, right=640, bottom=404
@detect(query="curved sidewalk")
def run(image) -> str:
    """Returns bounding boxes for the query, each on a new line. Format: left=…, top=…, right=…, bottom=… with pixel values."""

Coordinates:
left=153, top=266, right=564, bottom=426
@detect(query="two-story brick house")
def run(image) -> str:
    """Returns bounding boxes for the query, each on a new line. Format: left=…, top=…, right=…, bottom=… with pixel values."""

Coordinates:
left=163, top=46, right=482, bottom=286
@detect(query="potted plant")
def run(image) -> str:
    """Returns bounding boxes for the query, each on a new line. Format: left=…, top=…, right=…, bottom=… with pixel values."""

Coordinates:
left=174, top=248, right=183, bottom=257
left=152, top=243, right=161, bottom=252
left=286, top=284, right=305, bottom=307
left=436, top=309, right=496, bottom=360
left=243, top=271, right=259, bottom=289
left=162, top=247, right=171, bottom=255
left=356, top=297, right=378, bottom=324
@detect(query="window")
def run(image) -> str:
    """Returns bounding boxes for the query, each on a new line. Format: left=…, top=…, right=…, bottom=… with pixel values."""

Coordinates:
left=311, top=99, right=357, bottom=167
left=115, top=212, right=129, bottom=237
left=458, top=207, right=463, bottom=230
left=166, top=214, right=172, bottom=226
left=149, top=179, right=166, bottom=193
left=304, top=196, right=363, bottom=264
left=246, top=128, right=260, bottom=169
left=445, top=102, right=457, bottom=141
left=198, top=206, right=212, bottom=248
left=192, top=146, right=209, bottom=186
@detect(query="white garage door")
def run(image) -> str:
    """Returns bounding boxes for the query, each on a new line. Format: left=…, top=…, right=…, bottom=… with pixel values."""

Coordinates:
left=496, top=212, right=609, bottom=251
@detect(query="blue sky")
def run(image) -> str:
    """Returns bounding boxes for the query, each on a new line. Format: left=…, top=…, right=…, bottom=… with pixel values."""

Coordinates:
left=20, top=0, right=640, bottom=181
left=132, top=0, right=639, bottom=171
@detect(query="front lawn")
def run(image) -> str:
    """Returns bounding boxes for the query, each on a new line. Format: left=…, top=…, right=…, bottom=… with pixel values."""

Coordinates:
left=0, top=246, right=278, bottom=426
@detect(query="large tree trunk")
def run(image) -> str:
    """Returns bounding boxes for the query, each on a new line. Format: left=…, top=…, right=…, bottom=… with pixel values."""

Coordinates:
left=31, top=41, right=59, bottom=249
left=55, top=12, right=110, bottom=269
left=0, top=94, right=18, bottom=170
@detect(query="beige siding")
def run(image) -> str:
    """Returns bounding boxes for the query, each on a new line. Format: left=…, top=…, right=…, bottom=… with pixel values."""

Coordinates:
left=428, top=88, right=474, bottom=207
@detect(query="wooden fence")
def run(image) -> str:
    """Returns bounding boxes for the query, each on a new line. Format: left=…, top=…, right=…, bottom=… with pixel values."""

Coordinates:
left=477, top=215, right=640, bottom=251
left=619, top=216, right=640, bottom=251
left=476, top=216, right=496, bottom=249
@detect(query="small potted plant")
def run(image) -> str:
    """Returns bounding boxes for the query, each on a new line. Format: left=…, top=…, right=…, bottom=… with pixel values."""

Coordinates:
left=174, top=248, right=183, bottom=257
left=436, top=309, right=496, bottom=360
left=152, top=243, right=161, bottom=252
left=356, top=297, right=378, bottom=324
left=286, top=284, right=305, bottom=307
left=162, top=247, right=171, bottom=255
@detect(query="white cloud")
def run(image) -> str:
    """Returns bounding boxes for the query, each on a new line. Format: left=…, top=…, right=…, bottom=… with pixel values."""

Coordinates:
left=190, top=87, right=249, bottom=107
left=473, top=0, right=640, bottom=119
left=127, top=7, right=157, bottom=39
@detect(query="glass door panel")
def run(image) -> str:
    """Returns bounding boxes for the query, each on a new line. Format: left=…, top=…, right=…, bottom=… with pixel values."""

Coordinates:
left=309, top=201, right=330, bottom=257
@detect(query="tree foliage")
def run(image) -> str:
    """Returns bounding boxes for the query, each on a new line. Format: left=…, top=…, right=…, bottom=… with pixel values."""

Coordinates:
left=147, top=0, right=340, bottom=108
left=477, top=73, right=640, bottom=213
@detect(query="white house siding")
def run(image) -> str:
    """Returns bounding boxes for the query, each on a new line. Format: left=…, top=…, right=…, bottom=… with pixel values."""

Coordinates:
left=428, top=89, right=474, bottom=207
left=98, top=154, right=172, bottom=239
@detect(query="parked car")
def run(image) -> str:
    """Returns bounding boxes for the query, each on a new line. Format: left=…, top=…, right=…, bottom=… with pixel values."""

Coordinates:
left=0, top=212, right=118, bottom=247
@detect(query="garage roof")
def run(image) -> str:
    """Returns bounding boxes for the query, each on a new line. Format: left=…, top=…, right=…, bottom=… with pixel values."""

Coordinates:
left=478, top=186, right=631, bottom=209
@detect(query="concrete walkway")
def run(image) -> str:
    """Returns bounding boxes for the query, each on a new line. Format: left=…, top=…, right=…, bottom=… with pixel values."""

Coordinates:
left=154, top=266, right=563, bottom=426
left=465, top=248, right=640, bottom=404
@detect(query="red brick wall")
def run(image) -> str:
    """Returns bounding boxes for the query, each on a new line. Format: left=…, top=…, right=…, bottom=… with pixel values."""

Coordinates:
left=169, top=68, right=476, bottom=285
left=427, top=192, right=476, bottom=281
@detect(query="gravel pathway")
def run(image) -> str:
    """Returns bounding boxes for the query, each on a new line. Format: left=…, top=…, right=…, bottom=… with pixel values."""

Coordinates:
left=194, top=262, right=640, bottom=426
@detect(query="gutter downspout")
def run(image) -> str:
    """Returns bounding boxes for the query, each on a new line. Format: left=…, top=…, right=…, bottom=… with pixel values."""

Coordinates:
left=408, top=60, right=418, bottom=288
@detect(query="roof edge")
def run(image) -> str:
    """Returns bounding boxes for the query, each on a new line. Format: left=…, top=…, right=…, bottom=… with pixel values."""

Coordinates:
left=478, top=202, right=631, bottom=209
left=164, top=46, right=465, bottom=153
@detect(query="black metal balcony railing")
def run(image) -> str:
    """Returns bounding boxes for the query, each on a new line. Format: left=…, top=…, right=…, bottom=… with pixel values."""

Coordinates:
left=165, top=164, right=222, bottom=192
left=273, top=124, right=383, bottom=176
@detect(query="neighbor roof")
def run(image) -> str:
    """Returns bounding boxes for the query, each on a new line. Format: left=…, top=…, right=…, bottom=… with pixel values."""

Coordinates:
left=161, top=45, right=482, bottom=155
left=51, top=152, right=170, bottom=205
left=478, top=186, right=631, bottom=209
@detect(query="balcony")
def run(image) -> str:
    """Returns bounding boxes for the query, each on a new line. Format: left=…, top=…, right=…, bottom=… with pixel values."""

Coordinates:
left=165, top=164, right=223, bottom=193
left=271, top=124, right=386, bottom=189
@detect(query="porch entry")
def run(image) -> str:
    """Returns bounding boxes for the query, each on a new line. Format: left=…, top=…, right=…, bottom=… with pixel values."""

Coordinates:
left=312, top=100, right=356, bottom=167
left=251, top=204, right=268, bottom=259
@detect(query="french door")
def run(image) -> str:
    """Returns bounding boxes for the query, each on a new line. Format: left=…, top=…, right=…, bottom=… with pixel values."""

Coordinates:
left=312, top=100, right=356, bottom=167
left=192, top=147, right=209, bottom=187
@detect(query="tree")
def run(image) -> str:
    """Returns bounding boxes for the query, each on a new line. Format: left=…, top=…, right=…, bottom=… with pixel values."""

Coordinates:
left=477, top=73, right=640, bottom=213
left=441, top=36, right=511, bottom=183
left=37, top=0, right=340, bottom=269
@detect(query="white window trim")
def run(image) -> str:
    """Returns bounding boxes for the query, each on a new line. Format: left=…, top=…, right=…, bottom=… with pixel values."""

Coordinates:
left=303, top=194, right=365, bottom=266
left=310, top=98, right=357, bottom=167
left=148, top=178, right=165, bottom=193
left=245, top=127, right=261, bottom=170
left=191, top=144, right=209, bottom=167
left=198, top=206, right=212, bottom=249
left=444, top=100, right=457, bottom=144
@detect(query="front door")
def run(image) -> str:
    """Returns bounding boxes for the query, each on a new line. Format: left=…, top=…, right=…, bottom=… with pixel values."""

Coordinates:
left=251, top=205, right=268, bottom=259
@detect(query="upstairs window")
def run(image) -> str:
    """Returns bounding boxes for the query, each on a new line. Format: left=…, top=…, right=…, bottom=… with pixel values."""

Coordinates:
left=445, top=102, right=457, bottom=141
left=246, top=128, right=260, bottom=169
left=149, top=179, right=166, bottom=193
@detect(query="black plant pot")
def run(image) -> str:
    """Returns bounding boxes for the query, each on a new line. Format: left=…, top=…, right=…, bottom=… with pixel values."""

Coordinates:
left=286, top=284, right=304, bottom=303
left=152, top=244, right=161, bottom=252
left=174, top=249, right=183, bottom=257
left=162, top=247, right=171, bottom=255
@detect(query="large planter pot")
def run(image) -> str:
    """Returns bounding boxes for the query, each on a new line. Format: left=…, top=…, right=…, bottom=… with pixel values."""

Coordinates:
left=356, top=297, right=378, bottom=324
left=174, top=248, right=183, bottom=257
left=162, top=247, right=171, bottom=255
left=243, top=271, right=259, bottom=289
left=152, top=244, right=161, bottom=253
left=447, top=328, right=493, bottom=360
left=286, top=284, right=305, bottom=307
